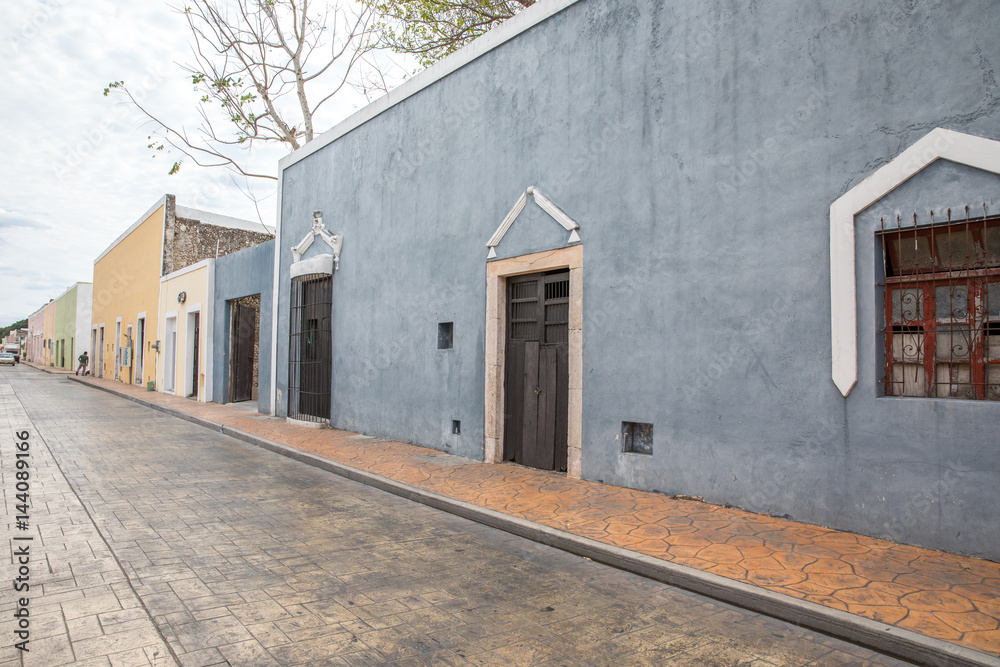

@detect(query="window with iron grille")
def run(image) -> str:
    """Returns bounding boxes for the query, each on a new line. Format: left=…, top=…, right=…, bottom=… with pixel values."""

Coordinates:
left=879, top=215, right=1000, bottom=400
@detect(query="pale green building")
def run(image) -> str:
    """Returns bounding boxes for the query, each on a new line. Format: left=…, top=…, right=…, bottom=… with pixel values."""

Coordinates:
left=51, top=282, right=93, bottom=371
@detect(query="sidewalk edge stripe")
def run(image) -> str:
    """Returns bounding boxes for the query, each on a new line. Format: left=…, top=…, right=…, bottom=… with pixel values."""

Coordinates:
left=64, top=374, right=1000, bottom=667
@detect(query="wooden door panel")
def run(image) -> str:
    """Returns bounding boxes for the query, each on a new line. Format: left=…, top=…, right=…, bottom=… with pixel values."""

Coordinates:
left=520, top=340, right=543, bottom=468
left=503, top=339, right=524, bottom=461
left=537, top=344, right=558, bottom=471
left=504, top=271, right=568, bottom=472
left=232, top=303, right=255, bottom=402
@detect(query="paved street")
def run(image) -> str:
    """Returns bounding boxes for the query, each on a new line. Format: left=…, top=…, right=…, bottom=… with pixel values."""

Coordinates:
left=1, top=366, right=911, bottom=666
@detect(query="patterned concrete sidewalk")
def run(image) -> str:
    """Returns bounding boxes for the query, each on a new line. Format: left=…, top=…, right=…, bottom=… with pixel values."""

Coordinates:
left=53, top=366, right=1000, bottom=661
left=1, top=371, right=177, bottom=666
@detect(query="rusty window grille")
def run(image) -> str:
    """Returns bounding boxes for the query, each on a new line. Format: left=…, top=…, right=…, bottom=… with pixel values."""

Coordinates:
left=288, top=274, right=332, bottom=421
left=878, top=211, right=1000, bottom=400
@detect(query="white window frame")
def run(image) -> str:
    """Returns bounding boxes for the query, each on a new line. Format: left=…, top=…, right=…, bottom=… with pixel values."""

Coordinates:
left=830, top=128, right=1000, bottom=396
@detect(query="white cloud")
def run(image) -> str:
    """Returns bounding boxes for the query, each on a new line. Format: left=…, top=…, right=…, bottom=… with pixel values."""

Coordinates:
left=0, top=0, right=409, bottom=326
left=0, top=209, right=48, bottom=230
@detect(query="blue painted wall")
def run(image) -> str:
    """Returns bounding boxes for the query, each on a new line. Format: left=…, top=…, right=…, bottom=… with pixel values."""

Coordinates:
left=213, top=240, right=274, bottom=414
left=275, top=0, right=1000, bottom=559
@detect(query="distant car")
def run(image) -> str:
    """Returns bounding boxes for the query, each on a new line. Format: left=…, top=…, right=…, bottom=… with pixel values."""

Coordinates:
left=0, top=352, right=15, bottom=366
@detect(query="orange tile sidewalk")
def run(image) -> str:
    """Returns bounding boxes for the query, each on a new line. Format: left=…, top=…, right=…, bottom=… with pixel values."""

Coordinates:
left=30, top=363, right=1000, bottom=659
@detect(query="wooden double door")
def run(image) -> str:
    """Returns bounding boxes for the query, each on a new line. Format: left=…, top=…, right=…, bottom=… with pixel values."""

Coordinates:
left=503, top=271, right=569, bottom=471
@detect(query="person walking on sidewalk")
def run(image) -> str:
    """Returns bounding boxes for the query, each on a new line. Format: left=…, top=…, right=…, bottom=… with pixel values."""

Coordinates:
left=76, top=351, right=88, bottom=376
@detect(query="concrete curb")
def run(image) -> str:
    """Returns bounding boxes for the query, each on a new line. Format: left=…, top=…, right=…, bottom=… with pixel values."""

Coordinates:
left=64, top=374, right=1000, bottom=667
left=22, top=362, right=68, bottom=375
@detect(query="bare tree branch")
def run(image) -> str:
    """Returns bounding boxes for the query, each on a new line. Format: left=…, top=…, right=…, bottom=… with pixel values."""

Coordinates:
left=105, top=0, right=390, bottom=186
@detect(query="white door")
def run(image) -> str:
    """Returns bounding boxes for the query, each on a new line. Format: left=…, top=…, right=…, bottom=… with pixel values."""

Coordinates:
left=164, top=318, right=177, bottom=393
left=98, top=326, right=105, bottom=378
left=114, top=321, right=121, bottom=381
left=135, top=318, right=145, bottom=384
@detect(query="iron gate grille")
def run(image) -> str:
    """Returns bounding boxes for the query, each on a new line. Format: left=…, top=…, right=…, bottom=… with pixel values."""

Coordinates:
left=879, top=212, right=1000, bottom=400
left=288, top=274, right=332, bottom=421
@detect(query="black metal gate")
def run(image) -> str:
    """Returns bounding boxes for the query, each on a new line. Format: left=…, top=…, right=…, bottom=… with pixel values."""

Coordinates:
left=289, top=275, right=332, bottom=421
left=230, top=300, right=257, bottom=403
left=503, top=271, right=569, bottom=471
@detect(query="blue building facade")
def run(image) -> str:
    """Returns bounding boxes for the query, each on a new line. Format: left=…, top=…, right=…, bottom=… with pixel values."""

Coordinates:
left=270, top=0, right=1000, bottom=560
left=214, top=240, right=274, bottom=414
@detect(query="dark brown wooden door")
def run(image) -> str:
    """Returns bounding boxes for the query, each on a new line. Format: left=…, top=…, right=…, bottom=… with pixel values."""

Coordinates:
left=231, top=302, right=256, bottom=402
left=504, top=271, right=569, bottom=471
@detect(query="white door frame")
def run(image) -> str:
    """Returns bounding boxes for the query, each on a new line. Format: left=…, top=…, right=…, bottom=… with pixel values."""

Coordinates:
left=164, top=316, right=177, bottom=393
left=135, top=314, right=146, bottom=385
left=114, top=318, right=122, bottom=381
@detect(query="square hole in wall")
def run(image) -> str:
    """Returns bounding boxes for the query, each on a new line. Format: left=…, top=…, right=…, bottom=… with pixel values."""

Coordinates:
left=622, top=421, right=653, bottom=455
left=452, top=420, right=461, bottom=435
left=438, top=322, right=454, bottom=349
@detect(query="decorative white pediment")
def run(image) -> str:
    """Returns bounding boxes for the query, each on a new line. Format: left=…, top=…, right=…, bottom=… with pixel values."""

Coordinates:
left=830, top=128, right=1000, bottom=396
left=291, top=210, right=343, bottom=270
left=487, top=186, right=581, bottom=259
left=290, top=254, right=334, bottom=279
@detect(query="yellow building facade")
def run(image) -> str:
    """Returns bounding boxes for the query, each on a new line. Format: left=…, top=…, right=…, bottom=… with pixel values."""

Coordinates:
left=91, top=201, right=164, bottom=386
left=157, top=259, right=214, bottom=401
left=91, top=193, right=272, bottom=389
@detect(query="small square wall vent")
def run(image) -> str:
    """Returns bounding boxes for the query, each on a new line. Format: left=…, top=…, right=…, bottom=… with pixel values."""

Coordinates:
left=438, top=322, right=454, bottom=349
left=622, top=422, right=653, bottom=455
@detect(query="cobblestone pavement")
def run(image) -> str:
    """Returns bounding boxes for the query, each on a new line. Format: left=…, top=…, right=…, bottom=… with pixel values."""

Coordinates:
left=0, top=371, right=175, bottom=666
left=53, top=365, right=1000, bottom=660
left=0, top=366, right=915, bottom=665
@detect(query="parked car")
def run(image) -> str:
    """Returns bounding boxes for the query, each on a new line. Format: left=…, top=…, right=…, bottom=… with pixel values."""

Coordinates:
left=0, top=352, right=15, bottom=366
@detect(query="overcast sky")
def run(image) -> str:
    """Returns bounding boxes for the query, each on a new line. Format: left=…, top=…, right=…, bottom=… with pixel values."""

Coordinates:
left=0, top=0, right=399, bottom=326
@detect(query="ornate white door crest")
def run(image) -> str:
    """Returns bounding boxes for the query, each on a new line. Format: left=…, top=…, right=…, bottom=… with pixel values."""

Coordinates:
left=487, top=187, right=581, bottom=259
left=290, top=211, right=343, bottom=278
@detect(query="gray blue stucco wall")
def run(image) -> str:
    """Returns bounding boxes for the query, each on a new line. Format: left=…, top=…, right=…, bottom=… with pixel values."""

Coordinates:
left=213, top=240, right=274, bottom=414
left=275, top=0, right=1000, bottom=559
